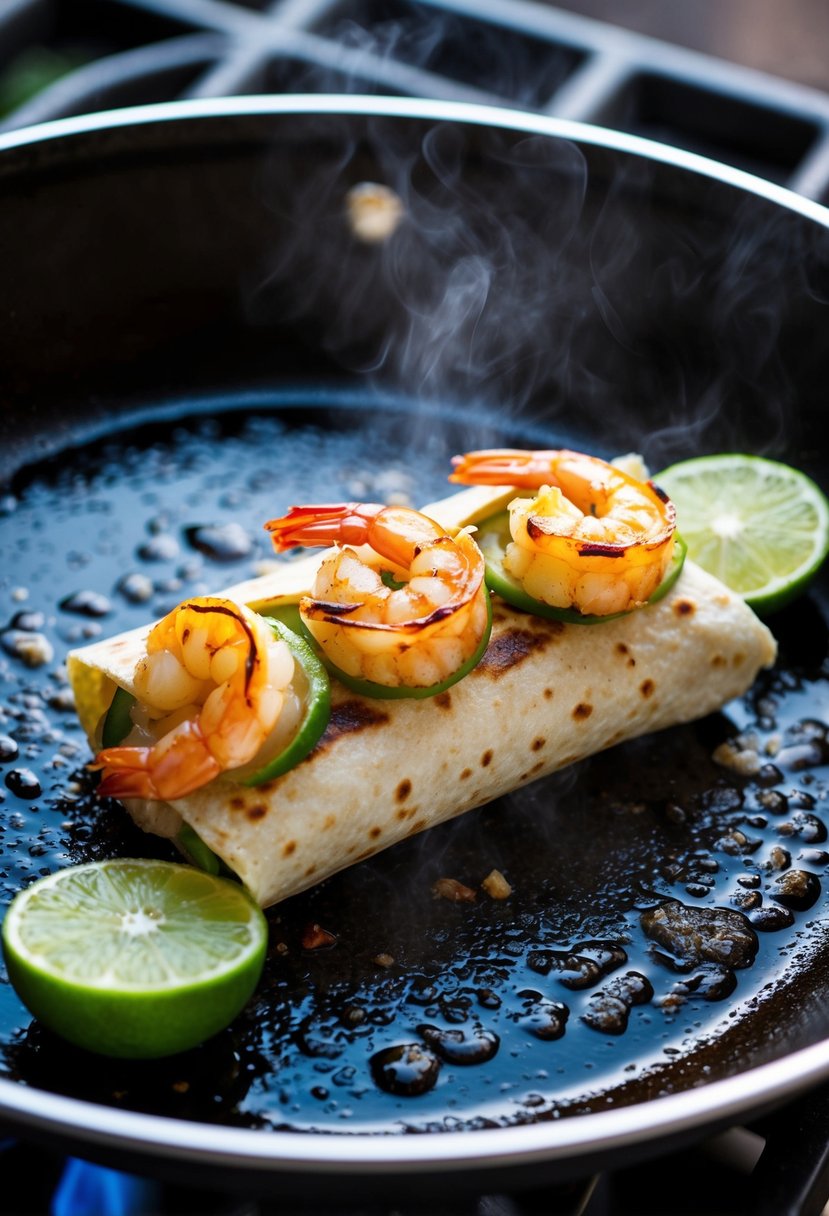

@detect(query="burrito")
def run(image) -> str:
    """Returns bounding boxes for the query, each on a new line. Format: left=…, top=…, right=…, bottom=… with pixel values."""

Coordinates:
left=67, top=485, right=777, bottom=909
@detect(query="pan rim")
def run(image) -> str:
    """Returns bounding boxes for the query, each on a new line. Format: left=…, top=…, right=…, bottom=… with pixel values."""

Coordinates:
left=0, top=93, right=828, bottom=1171
left=0, top=92, right=827, bottom=232
left=1, top=1038, right=828, bottom=1170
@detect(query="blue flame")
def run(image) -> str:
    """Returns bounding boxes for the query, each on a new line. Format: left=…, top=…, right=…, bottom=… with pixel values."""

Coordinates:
left=52, top=1157, right=161, bottom=1216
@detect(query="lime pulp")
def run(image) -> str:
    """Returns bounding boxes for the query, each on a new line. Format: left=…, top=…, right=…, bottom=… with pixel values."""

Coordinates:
left=657, top=454, right=829, bottom=614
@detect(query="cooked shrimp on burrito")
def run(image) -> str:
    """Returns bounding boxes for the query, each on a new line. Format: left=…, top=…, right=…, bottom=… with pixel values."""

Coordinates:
left=264, top=502, right=491, bottom=696
left=93, top=597, right=325, bottom=800
left=451, top=449, right=677, bottom=617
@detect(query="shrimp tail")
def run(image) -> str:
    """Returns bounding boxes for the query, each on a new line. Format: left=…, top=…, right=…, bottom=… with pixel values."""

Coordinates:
left=94, top=721, right=222, bottom=801
left=265, top=503, right=385, bottom=551
left=94, top=746, right=158, bottom=800
left=450, top=449, right=559, bottom=488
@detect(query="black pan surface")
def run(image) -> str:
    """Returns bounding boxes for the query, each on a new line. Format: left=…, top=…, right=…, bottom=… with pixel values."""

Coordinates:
left=0, top=98, right=828, bottom=1187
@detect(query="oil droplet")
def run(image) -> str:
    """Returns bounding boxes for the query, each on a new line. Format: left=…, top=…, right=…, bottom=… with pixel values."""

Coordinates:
left=0, top=736, right=19, bottom=763
left=137, top=535, right=180, bottom=562
left=370, top=1044, right=441, bottom=1096
left=513, top=991, right=569, bottom=1041
left=749, top=904, right=795, bottom=932
left=770, top=869, right=821, bottom=912
left=60, top=590, right=112, bottom=617
left=641, top=901, right=758, bottom=970
left=5, top=768, right=41, bottom=799
left=117, top=573, right=154, bottom=604
left=417, top=1025, right=500, bottom=1066
left=10, top=610, right=45, bottom=631
left=185, top=523, right=252, bottom=562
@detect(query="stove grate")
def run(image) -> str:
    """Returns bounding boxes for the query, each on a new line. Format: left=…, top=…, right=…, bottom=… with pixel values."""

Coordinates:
left=2, top=0, right=829, bottom=201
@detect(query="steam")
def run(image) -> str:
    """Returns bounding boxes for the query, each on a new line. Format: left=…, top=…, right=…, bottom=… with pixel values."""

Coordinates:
left=247, top=11, right=822, bottom=468
left=250, top=114, right=589, bottom=440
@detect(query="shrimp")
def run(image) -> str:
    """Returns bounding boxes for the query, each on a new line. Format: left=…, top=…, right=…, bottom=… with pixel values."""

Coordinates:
left=93, top=597, right=297, bottom=800
left=265, top=503, right=489, bottom=690
left=450, top=449, right=677, bottom=616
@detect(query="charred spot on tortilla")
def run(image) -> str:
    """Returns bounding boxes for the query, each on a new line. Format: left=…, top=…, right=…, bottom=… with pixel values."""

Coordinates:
left=316, top=700, right=390, bottom=749
left=283, top=840, right=297, bottom=857
left=246, top=803, right=267, bottom=821
left=481, top=749, right=493, bottom=767
left=532, top=737, right=546, bottom=752
left=396, top=778, right=412, bottom=802
left=408, top=817, right=428, bottom=836
left=674, top=599, right=696, bottom=617
left=573, top=703, right=593, bottom=720
left=323, top=814, right=336, bottom=831
left=711, top=654, right=727, bottom=668
left=230, top=796, right=245, bottom=811
left=733, top=652, right=746, bottom=666
left=434, top=691, right=452, bottom=710
left=460, top=767, right=472, bottom=780
left=640, top=679, right=655, bottom=699
left=476, top=627, right=559, bottom=677
left=543, top=687, right=554, bottom=699
left=369, top=826, right=382, bottom=839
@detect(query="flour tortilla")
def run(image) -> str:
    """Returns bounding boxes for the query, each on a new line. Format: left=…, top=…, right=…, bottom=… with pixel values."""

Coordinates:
left=67, top=487, right=777, bottom=908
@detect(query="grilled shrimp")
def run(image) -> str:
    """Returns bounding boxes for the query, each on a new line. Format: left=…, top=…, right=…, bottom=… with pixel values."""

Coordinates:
left=265, top=503, right=489, bottom=690
left=94, top=597, right=298, bottom=800
left=450, top=449, right=676, bottom=616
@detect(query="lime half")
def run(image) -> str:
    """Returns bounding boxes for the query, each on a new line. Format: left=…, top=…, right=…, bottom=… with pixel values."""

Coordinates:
left=1, top=860, right=268, bottom=1058
left=657, top=454, right=829, bottom=614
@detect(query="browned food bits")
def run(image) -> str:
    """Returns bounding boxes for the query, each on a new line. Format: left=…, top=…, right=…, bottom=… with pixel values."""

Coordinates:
left=641, top=900, right=758, bottom=970
left=432, top=877, right=477, bottom=903
left=301, top=923, right=338, bottom=950
left=481, top=869, right=512, bottom=900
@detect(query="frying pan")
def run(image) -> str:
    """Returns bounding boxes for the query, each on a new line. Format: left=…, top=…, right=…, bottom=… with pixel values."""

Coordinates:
left=1, top=96, right=829, bottom=1201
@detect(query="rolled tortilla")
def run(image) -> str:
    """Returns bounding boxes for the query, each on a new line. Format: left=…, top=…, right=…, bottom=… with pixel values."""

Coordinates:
left=67, top=487, right=776, bottom=908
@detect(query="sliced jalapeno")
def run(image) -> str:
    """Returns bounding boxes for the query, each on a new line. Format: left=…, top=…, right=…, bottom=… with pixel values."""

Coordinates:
left=176, top=823, right=221, bottom=875
left=98, top=615, right=330, bottom=786
left=266, top=593, right=493, bottom=700
left=101, top=685, right=136, bottom=749
left=241, top=617, right=330, bottom=784
left=476, top=510, right=687, bottom=625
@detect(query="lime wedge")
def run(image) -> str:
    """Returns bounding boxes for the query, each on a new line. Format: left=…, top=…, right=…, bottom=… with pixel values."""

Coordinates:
left=657, top=454, right=829, bottom=614
left=1, top=860, right=268, bottom=1058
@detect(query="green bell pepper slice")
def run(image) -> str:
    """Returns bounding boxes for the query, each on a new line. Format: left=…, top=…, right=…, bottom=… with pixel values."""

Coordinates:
left=475, top=509, right=687, bottom=625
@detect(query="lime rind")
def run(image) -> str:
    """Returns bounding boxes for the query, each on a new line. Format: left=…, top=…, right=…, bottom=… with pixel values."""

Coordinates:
left=658, top=454, right=829, bottom=613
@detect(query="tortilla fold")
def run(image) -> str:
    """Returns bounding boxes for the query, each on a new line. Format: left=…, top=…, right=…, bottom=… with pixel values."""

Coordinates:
left=67, top=487, right=777, bottom=908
